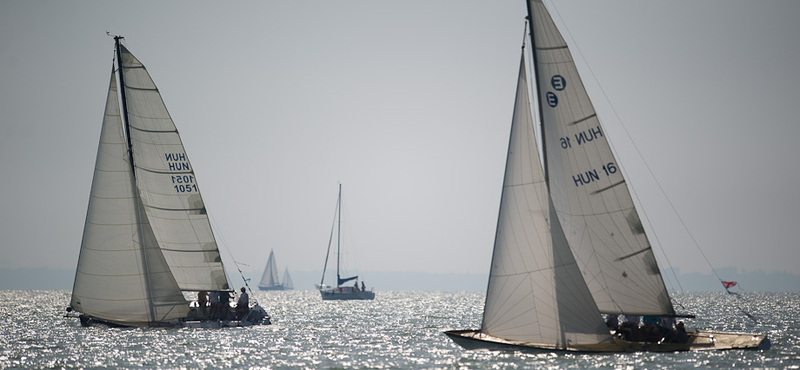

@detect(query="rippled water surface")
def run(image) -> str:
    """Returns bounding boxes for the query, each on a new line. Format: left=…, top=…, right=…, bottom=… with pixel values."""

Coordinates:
left=1, top=291, right=798, bottom=369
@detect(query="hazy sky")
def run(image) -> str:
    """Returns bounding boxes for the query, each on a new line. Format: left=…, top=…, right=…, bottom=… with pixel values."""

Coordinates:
left=2, top=1, right=799, bottom=285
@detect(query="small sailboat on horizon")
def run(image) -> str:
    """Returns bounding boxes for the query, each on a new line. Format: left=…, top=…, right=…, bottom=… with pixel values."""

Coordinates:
left=317, top=184, right=375, bottom=300
left=444, top=0, right=769, bottom=352
left=258, top=249, right=294, bottom=291
left=67, top=35, right=269, bottom=328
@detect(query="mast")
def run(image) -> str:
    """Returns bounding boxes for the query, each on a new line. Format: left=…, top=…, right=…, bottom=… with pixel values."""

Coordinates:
left=525, top=2, right=549, bottom=183
left=336, top=183, right=342, bottom=287
left=114, top=36, right=135, bottom=176
left=114, top=36, right=156, bottom=323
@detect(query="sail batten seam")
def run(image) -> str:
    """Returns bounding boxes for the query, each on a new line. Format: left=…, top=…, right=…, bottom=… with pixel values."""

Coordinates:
left=568, top=114, right=597, bottom=126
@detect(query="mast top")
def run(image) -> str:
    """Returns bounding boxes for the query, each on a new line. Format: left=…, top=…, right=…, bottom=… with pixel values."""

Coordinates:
left=106, top=31, right=124, bottom=41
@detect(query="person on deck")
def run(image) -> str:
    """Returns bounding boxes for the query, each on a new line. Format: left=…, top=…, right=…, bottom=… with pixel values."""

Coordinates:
left=197, top=291, right=208, bottom=319
left=619, top=314, right=640, bottom=341
left=361, top=281, right=366, bottom=292
left=219, top=291, right=232, bottom=320
left=658, top=316, right=676, bottom=342
left=604, top=313, right=619, bottom=329
left=209, top=291, right=220, bottom=319
left=642, top=316, right=660, bottom=342
left=353, top=280, right=360, bottom=293
left=235, top=287, right=249, bottom=320
left=674, top=321, right=689, bottom=343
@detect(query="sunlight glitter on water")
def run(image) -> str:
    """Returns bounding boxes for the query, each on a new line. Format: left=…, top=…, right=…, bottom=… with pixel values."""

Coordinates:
left=0, top=290, right=797, bottom=369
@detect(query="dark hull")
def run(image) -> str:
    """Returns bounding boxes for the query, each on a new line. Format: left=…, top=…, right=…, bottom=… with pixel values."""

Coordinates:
left=319, top=290, right=375, bottom=300
left=76, top=305, right=271, bottom=328
left=77, top=315, right=177, bottom=328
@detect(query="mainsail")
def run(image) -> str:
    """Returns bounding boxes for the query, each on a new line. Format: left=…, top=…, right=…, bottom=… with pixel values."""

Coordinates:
left=119, top=45, right=229, bottom=292
left=481, top=54, right=611, bottom=346
left=528, top=0, right=674, bottom=316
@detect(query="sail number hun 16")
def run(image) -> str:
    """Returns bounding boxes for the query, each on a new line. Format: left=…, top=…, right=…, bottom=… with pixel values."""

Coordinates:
left=171, top=175, right=197, bottom=193
left=573, top=163, right=617, bottom=187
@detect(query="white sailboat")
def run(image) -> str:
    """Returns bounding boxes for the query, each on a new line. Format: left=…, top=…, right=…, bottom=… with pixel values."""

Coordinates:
left=317, top=184, right=375, bottom=300
left=68, top=36, right=269, bottom=328
left=282, top=267, right=294, bottom=290
left=445, top=0, right=769, bottom=352
left=258, top=249, right=293, bottom=290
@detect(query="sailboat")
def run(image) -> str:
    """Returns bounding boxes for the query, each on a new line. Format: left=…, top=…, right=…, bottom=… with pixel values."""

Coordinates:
left=258, top=249, right=294, bottom=290
left=317, top=184, right=375, bottom=300
left=67, top=36, right=269, bottom=328
left=282, top=267, right=294, bottom=290
left=445, top=0, right=769, bottom=352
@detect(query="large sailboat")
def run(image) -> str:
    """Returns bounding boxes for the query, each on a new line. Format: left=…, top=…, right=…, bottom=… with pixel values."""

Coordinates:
left=445, top=0, right=769, bottom=352
left=317, top=184, right=375, bottom=300
left=68, top=36, right=269, bottom=328
left=258, top=249, right=294, bottom=291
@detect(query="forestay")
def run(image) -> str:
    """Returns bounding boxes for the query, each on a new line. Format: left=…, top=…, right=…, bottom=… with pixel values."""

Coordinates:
left=119, top=46, right=229, bottom=292
left=528, top=0, right=674, bottom=316
left=481, top=55, right=611, bottom=346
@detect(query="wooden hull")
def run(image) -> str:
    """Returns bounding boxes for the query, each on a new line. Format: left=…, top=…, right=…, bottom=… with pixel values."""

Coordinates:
left=444, top=329, right=770, bottom=353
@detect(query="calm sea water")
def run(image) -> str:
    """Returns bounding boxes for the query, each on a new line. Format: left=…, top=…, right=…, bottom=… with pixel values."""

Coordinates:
left=1, top=290, right=798, bottom=369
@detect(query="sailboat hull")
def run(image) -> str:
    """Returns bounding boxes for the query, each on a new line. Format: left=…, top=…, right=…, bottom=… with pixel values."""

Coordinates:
left=444, top=330, right=625, bottom=353
left=444, top=329, right=770, bottom=353
left=78, top=315, right=182, bottom=328
left=77, top=304, right=271, bottom=328
left=258, top=285, right=291, bottom=291
left=319, top=289, right=375, bottom=301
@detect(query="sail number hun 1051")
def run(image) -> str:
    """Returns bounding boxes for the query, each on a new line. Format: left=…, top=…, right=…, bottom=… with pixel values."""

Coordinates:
left=171, top=175, right=197, bottom=193
left=573, top=163, right=617, bottom=187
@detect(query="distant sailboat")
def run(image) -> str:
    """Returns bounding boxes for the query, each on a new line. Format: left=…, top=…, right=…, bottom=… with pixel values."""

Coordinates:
left=317, top=184, right=375, bottom=300
left=258, top=250, right=293, bottom=291
left=444, top=0, right=769, bottom=352
left=282, top=267, right=294, bottom=290
left=67, top=36, right=269, bottom=328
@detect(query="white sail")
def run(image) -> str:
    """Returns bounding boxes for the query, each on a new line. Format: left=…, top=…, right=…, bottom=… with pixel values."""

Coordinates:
left=282, top=268, right=294, bottom=289
left=481, top=56, right=611, bottom=346
left=119, top=45, right=229, bottom=292
left=259, top=250, right=281, bottom=288
left=70, top=70, right=188, bottom=325
left=528, top=0, right=673, bottom=316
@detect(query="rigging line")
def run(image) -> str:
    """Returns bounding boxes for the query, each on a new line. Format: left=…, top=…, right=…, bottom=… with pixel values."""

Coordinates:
left=544, top=0, right=687, bottom=294
left=208, top=212, right=258, bottom=303
left=320, top=188, right=340, bottom=286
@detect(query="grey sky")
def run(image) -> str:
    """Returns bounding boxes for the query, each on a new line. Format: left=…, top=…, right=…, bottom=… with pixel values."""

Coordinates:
left=1, top=1, right=799, bottom=284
